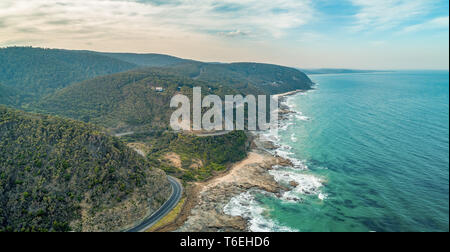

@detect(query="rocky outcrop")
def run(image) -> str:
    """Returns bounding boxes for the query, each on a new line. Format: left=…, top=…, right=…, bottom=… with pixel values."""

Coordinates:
left=178, top=152, right=287, bottom=232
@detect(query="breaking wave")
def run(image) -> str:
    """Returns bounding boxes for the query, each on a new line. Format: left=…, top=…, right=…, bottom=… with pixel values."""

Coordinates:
left=224, top=89, right=327, bottom=232
left=224, top=190, right=298, bottom=232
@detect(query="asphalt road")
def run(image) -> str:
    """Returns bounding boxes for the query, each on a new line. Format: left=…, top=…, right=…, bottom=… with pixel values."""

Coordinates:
left=127, top=176, right=183, bottom=232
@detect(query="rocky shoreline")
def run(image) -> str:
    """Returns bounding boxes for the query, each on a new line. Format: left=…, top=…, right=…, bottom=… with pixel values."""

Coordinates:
left=170, top=91, right=303, bottom=232
left=176, top=149, right=294, bottom=232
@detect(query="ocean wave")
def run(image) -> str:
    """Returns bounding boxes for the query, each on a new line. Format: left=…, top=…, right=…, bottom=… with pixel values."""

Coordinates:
left=259, top=129, right=281, bottom=143
left=279, top=121, right=294, bottom=131
left=295, top=113, right=311, bottom=121
left=269, top=166, right=327, bottom=202
left=274, top=146, right=307, bottom=169
left=224, top=190, right=298, bottom=232
left=291, top=133, right=298, bottom=143
left=225, top=88, right=326, bottom=231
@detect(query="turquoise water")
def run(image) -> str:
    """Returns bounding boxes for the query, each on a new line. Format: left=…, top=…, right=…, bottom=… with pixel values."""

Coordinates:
left=258, top=71, right=449, bottom=232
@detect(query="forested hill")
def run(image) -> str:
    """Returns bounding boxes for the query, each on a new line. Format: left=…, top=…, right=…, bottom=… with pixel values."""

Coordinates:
left=92, top=52, right=314, bottom=95
left=1, top=46, right=313, bottom=131
left=34, top=68, right=237, bottom=132
left=0, top=84, right=19, bottom=106
left=167, top=61, right=314, bottom=95
left=0, top=106, right=172, bottom=232
left=33, top=64, right=313, bottom=132
left=0, top=47, right=137, bottom=104
left=0, top=47, right=313, bottom=107
left=96, top=52, right=193, bottom=67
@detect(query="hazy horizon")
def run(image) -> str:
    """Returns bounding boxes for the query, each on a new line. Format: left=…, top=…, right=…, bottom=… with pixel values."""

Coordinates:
left=3, top=45, right=450, bottom=71
left=1, top=0, right=448, bottom=70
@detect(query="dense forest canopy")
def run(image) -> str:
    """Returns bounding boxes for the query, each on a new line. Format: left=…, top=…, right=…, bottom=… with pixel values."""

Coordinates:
left=166, top=61, right=314, bottom=95
left=33, top=68, right=238, bottom=132
left=0, top=47, right=137, bottom=104
left=0, top=106, right=171, bottom=232
left=0, top=47, right=313, bottom=109
left=96, top=52, right=193, bottom=67
left=122, top=131, right=249, bottom=181
left=0, top=83, right=19, bottom=106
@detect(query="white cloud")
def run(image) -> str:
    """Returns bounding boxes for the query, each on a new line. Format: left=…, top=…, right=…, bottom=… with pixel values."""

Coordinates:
left=0, top=0, right=317, bottom=64
left=402, top=16, right=449, bottom=33
left=0, top=0, right=447, bottom=69
left=218, top=30, right=250, bottom=38
left=350, top=0, right=434, bottom=32
left=0, top=0, right=315, bottom=43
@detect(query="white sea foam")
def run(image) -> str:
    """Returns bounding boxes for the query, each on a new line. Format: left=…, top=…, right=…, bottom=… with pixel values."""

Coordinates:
left=259, top=129, right=280, bottom=143
left=224, top=190, right=298, bottom=232
left=318, top=193, right=327, bottom=201
left=291, top=133, right=298, bottom=142
left=285, top=95, right=298, bottom=109
left=278, top=121, right=293, bottom=131
left=269, top=166, right=327, bottom=202
left=225, top=88, right=326, bottom=231
left=273, top=144, right=307, bottom=169
left=295, top=113, right=310, bottom=121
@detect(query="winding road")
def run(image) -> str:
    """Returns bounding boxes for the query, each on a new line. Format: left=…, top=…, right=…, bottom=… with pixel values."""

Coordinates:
left=127, top=176, right=183, bottom=232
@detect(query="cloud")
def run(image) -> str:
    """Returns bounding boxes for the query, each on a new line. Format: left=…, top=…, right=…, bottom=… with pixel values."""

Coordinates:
left=218, top=30, right=250, bottom=38
left=401, top=16, right=449, bottom=33
left=0, top=0, right=447, bottom=70
left=350, top=0, right=434, bottom=32
left=0, top=0, right=314, bottom=42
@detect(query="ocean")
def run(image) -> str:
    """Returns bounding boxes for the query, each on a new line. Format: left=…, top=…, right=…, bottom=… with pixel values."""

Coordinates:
left=225, top=71, right=449, bottom=232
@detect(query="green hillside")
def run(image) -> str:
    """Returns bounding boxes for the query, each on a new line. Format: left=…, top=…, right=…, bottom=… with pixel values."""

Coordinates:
left=33, top=61, right=313, bottom=133
left=0, top=84, right=21, bottom=106
left=0, top=47, right=137, bottom=104
left=168, top=62, right=314, bottom=94
left=33, top=68, right=237, bottom=132
left=122, top=131, right=249, bottom=181
left=0, top=106, right=171, bottom=232
left=0, top=47, right=312, bottom=108
left=97, top=52, right=193, bottom=67
left=93, top=53, right=314, bottom=95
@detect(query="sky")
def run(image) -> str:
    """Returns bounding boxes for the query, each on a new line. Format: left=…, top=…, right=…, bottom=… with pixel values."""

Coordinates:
left=0, top=0, right=448, bottom=70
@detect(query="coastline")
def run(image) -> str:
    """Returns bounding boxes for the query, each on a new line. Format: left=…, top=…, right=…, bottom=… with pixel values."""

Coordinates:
left=153, top=149, right=288, bottom=232
left=153, top=89, right=312, bottom=232
left=273, top=89, right=308, bottom=99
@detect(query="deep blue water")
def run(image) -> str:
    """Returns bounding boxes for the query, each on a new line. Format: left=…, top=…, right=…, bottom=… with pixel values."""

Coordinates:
left=258, top=71, right=449, bottom=232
